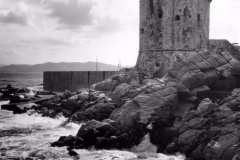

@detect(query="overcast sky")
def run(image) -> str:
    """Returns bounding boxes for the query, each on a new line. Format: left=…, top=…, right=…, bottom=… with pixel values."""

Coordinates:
left=0, top=0, right=240, bottom=66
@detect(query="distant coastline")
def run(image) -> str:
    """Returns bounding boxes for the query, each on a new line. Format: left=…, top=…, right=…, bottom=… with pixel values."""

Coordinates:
left=0, top=62, right=126, bottom=73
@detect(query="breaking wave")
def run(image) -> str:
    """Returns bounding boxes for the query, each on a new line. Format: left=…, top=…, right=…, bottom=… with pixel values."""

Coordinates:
left=0, top=109, right=185, bottom=160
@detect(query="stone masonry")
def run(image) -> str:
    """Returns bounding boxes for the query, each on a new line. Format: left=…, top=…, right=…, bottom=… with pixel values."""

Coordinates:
left=136, top=0, right=212, bottom=77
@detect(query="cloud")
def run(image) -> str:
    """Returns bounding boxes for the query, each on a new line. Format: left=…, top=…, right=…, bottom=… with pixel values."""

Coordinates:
left=42, top=37, right=73, bottom=46
left=0, top=2, right=30, bottom=25
left=45, top=0, right=94, bottom=29
left=2, top=49, right=19, bottom=56
left=43, top=0, right=124, bottom=34
left=0, top=49, right=22, bottom=64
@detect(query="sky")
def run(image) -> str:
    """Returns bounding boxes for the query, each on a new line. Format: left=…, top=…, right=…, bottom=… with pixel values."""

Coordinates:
left=0, top=0, right=240, bottom=66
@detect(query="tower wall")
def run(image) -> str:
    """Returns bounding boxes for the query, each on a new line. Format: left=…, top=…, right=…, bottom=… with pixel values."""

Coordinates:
left=136, top=0, right=211, bottom=77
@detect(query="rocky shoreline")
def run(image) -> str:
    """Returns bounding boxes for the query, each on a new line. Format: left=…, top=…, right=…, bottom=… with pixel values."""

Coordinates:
left=1, top=49, right=240, bottom=160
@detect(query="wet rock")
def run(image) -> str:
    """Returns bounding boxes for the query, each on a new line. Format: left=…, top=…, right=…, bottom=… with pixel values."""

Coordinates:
left=41, top=109, right=57, bottom=118
left=111, top=83, right=132, bottom=101
left=50, top=49, right=240, bottom=154
left=232, top=148, right=240, bottom=160
left=77, top=120, right=120, bottom=141
left=163, top=142, right=179, bottom=154
left=51, top=135, right=84, bottom=149
left=102, top=119, right=121, bottom=131
left=9, top=95, right=29, bottom=103
left=221, top=145, right=238, bottom=160
left=51, top=141, right=66, bottom=147
left=77, top=90, right=89, bottom=101
left=84, top=103, right=116, bottom=121
left=190, top=85, right=210, bottom=96
left=95, top=137, right=110, bottom=149
left=203, top=134, right=239, bottom=160
left=109, top=100, right=139, bottom=132
left=6, top=84, right=19, bottom=93
left=0, top=93, right=3, bottom=100
left=69, top=102, right=116, bottom=123
left=178, top=130, right=203, bottom=154
left=62, top=90, right=73, bottom=99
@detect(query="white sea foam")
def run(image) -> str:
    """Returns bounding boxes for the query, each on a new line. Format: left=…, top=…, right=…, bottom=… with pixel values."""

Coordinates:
left=131, top=134, right=185, bottom=160
left=0, top=112, right=185, bottom=160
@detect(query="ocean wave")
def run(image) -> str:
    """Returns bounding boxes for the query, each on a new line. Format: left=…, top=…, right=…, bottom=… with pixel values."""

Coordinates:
left=0, top=112, right=185, bottom=160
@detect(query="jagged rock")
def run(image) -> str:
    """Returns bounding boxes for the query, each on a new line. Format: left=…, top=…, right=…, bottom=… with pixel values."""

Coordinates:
left=102, top=119, right=121, bottom=131
left=111, top=83, right=132, bottom=102
left=109, top=100, right=139, bottom=132
left=196, top=98, right=213, bottom=115
left=61, top=95, right=79, bottom=111
left=232, top=149, right=240, bottom=160
left=190, top=85, right=210, bottom=96
left=94, top=79, right=119, bottom=91
left=110, top=82, right=145, bottom=102
left=50, top=49, right=240, bottom=155
left=51, top=135, right=84, bottom=148
left=172, top=89, right=240, bottom=159
left=77, top=90, right=89, bottom=101
left=219, top=88, right=240, bottom=109
left=77, top=120, right=120, bottom=139
left=173, top=101, right=194, bottom=118
left=79, top=50, right=240, bottom=136
left=203, top=134, right=239, bottom=160
left=0, top=93, right=3, bottom=100
left=62, top=90, right=73, bottom=99
left=84, top=103, right=116, bottom=121
left=136, top=84, right=177, bottom=123
left=178, top=130, right=203, bottom=153
left=110, top=79, right=178, bottom=132
left=93, top=70, right=140, bottom=92
left=6, top=84, right=19, bottom=93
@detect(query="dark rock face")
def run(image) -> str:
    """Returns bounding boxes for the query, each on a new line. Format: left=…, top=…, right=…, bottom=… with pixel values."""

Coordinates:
left=83, top=103, right=116, bottom=121
left=51, top=119, right=147, bottom=150
left=168, top=90, right=240, bottom=159
left=47, top=50, right=240, bottom=159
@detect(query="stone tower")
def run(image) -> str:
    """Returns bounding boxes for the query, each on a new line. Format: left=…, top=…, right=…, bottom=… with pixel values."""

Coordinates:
left=136, top=0, right=212, bottom=77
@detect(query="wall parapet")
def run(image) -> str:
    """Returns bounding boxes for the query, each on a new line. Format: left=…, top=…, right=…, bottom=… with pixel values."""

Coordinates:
left=43, top=71, right=117, bottom=92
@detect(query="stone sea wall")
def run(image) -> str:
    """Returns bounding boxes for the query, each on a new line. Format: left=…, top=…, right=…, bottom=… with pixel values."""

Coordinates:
left=43, top=71, right=117, bottom=92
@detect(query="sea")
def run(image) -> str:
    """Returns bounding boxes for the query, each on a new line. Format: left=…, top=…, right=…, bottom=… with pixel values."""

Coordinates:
left=0, top=72, right=43, bottom=88
left=0, top=72, right=185, bottom=160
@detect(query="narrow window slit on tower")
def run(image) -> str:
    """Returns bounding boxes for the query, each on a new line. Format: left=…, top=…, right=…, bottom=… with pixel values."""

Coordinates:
left=158, top=4, right=163, bottom=18
left=155, top=62, right=160, bottom=67
left=175, top=15, right=180, bottom=21
left=149, top=0, right=154, bottom=15
left=158, top=13, right=163, bottom=18
left=140, top=28, right=144, bottom=34
left=197, top=14, right=201, bottom=22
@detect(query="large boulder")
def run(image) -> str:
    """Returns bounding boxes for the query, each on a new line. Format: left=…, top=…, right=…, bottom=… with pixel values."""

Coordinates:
left=111, top=83, right=132, bottom=102
left=93, top=70, right=140, bottom=92
left=109, top=100, right=140, bottom=132
left=76, top=120, right=120, bottom=147
left=84, top=103, right=116, bottom=121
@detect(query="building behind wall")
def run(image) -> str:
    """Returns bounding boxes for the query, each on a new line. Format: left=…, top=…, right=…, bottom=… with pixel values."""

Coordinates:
left=136, top=0, right=212, bottom=77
